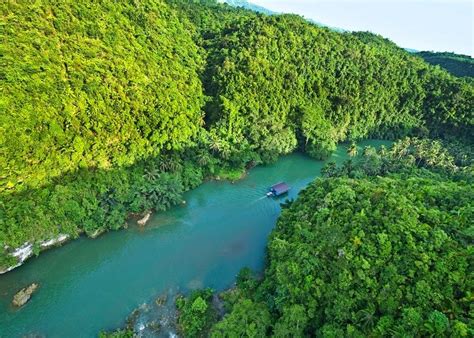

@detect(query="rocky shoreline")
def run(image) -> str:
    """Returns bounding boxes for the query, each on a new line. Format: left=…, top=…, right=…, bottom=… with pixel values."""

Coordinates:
left=0, top=234, right=70, bottom=274
left=0, top=208, right=157, bottom=274
left=0, top=171, right=248, bottom=275
left=101, top=288, right=230, bottom=337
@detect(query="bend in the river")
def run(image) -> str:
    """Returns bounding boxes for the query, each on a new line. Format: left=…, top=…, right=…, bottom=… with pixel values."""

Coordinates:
left=0, top=140, right=391, bottom=337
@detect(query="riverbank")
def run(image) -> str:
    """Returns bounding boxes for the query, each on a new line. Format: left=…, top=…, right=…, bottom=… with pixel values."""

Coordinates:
left=1, top=234, right=70, bottom=274
left=0, top=139, right=389, bottom=276
left=101, top=288, right=228, bottom=337
left=0, top=164, right=249, bottom=275
left=0, top=142, right=391, bottom=336
left=0, top=149, right=253, bottom=275
left=101, top=138, right=473, bottom=337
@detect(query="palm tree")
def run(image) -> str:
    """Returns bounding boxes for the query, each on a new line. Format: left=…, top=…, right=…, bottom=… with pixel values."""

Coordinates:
left=363, top=146, right=376, bottom=157
left=392, top=137, right=412, bottom=159
left=158, top=156, right=182, bottom=172
left=347, top=142, right=358, bottom=157
left=196, top=151, right=211, bottom=166
left=209, top=137, right=223, bottom=154
left=321, top=161, right=337, bottom=177
left=357, top=304, right=376, bottom=331
left=143, top=167, right=160, bottom=182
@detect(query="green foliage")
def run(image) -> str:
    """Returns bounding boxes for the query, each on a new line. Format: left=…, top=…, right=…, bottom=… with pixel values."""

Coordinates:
left=211, top=299, right=271, bottom=337
left=209, top=140, right=473, bottom=336
left=1, top=0, right=473, bottom=269
left=235, top=267, right=259, bottom=295
left=0, top=251, right=17, bottom=272
left=2, top=2, right=472, bottom=336
left=417, top=51, right=474, bottom=78
left=176, top=288, right=217, bottom=337
left=329, top=137, right=473, bottom=180
left=1, top=0, right=205, bottom=193
left=273, top=304, right=308, bottom=337
left=188, top=7, right=473, bottom=161
left=215, top=166, right=246, bottom=181
left=267, top=175, right=472, bottom=335
left=0, top=153, right=205, bottom=258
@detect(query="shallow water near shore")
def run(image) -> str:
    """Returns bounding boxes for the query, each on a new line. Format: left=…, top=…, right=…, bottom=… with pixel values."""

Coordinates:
left=0, top=140, right=390, bottom=337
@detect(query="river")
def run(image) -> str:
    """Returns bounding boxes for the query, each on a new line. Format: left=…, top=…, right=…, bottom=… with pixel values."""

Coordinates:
left=0, top=140, right=390, bottom=337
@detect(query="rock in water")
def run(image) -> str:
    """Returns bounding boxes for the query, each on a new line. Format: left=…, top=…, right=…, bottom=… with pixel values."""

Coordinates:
left=12, top=283, right=39, bottom=307
left=137, top=211, right=152, bottom=226
left=155, top=293, right=168, bottom=306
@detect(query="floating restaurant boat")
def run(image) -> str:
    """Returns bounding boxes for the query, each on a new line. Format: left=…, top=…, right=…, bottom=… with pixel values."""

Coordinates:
left=267, top=182, right=290, bottom=197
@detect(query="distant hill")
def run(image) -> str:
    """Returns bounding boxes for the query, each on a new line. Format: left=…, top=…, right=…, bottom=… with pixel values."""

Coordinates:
left=223, top=0, right=344, bottom=31
left=417, top=51, right=474, bottom=78
left=225, top=2, right=473, bottom=65
left=405, top=48, right=419, bottom=53
left=222, top=0, right=274, bottom=15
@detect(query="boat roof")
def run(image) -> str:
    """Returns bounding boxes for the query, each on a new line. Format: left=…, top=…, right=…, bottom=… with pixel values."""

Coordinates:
left=271, top=182, right=289, bottom=193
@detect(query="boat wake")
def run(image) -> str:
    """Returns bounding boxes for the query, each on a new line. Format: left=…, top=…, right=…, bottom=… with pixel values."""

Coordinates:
left=254, top=195, right=268, bottom=202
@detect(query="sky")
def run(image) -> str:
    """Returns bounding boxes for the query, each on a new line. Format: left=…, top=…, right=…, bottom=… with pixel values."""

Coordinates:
left=250, top=0, right=473, bottom=56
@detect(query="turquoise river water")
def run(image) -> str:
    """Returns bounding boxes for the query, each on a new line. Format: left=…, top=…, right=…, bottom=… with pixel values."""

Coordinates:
left=0, top=140, right=390, bottom=337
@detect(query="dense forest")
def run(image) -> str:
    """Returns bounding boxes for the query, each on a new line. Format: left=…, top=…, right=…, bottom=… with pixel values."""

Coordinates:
left=174, top=138, right=473, bottom=337
left=1, top=0, right=473, bottom=275
left=2, top=0, right=473, bottom=336
left=417, top=51, right=474, bottom=78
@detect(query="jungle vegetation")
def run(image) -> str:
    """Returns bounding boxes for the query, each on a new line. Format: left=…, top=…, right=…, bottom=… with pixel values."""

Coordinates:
left=177, top=138, right=473, bottom=337
left=417, top=51, right=474, bottom=78
left=1, top=0, right=473, bottom=271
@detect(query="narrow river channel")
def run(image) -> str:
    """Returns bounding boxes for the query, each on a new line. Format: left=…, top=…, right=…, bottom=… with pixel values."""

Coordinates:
left=0, top=140, right=390, bottom=337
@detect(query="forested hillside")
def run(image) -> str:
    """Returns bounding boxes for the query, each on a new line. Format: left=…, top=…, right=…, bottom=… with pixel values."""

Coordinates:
left=172, top=1, right=472, bottom=162
left=417, top=51, right=474, bottom=78
left=175, top=139, right=473, bottom=337
left=1, top=0, right=205, bottom=192
left=1, top=0, right=473, bottom=269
